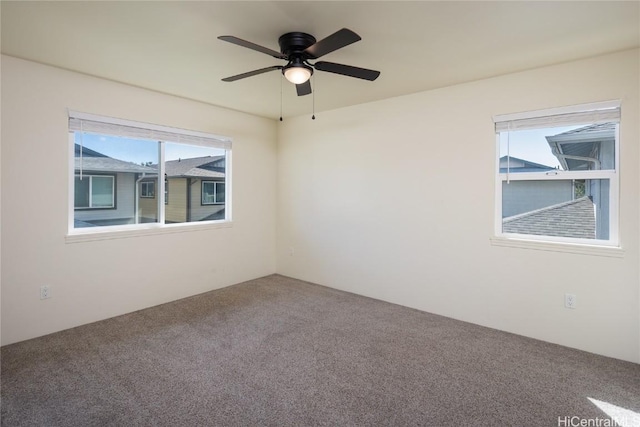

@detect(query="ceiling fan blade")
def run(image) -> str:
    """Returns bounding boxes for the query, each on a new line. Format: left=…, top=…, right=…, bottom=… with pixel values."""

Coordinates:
left=303, top=28, right=361, bottom=59
left=314, top=61, right=380, bottom=81
left=221, top=66, right=282, bottom=82
left=218, top=35, right=287, bottom=59
left=296, top=80, right=312, bottom=96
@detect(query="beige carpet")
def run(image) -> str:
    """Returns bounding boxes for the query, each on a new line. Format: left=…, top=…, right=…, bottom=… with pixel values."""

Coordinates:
left=2, top=274, right=639, bottom=426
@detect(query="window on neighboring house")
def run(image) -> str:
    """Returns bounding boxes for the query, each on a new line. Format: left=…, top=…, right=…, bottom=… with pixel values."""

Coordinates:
left=74, top=175, right=115, bottom=209
left=494, top=101, right=620, bottom=246
left=202, top=181, right=225, bottom=205
left=164, top=179, right=168, bottom=205
left=69, top=111, right=232, bottom=232
left=141, top=181, right=155, bottom=198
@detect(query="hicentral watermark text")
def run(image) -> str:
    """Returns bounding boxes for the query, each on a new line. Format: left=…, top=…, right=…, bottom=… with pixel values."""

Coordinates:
left=558, top=415, right=626, bottom=427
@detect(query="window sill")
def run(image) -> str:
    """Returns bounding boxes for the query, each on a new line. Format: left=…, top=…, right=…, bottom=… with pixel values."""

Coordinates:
left=66, top=220, right=232, bottom=244
left=490, top=237, right=624, bottom=258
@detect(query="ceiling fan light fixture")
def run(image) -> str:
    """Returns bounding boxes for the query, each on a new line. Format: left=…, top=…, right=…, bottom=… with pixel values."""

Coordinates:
left=283, top=64, right=313, bottom=84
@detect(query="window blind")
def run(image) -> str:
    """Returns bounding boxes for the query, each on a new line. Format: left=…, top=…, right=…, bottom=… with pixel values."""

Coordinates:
left=494, top=101, right=621, bottom=132
left=68, top=111, right=232, bottom=150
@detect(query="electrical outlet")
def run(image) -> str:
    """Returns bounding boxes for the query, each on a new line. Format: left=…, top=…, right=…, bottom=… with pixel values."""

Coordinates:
left=289, top=247, right=295, bottom=256
left=564, top=293, right=577, bottom=309
left=40, top=285, right=51, bottom=300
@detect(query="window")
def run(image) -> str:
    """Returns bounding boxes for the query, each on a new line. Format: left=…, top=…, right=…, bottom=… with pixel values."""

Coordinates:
left=74, top=175, right=115, bottom=209
left=164, top=179, right=168, bottom=205
left=494, top=101, right=619, bottom=246
left=202, top=181, right=225, bottom=205
left=69, top=111, right=232, bottom=232
left=141, top=181, right=155, bottom=198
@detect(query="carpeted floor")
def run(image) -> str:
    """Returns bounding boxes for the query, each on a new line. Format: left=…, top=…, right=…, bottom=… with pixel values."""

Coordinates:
left=2, top=274, right=639, bottom=426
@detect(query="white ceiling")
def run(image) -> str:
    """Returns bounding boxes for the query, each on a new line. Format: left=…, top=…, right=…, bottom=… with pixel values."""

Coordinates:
left=2, top=1, right=638, bottom=120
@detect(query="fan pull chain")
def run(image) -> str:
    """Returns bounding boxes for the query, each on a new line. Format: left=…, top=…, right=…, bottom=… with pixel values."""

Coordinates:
left=311, top=73, right=316, bottom=120
left=279, top=74, right=283, bottom=122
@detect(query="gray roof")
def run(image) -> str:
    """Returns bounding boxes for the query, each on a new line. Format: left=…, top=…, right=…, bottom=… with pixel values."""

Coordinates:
left=503, top=196, right=595, bottom=239
left=552, top=122, right=616, bottom=137
left=499, top=156, right=555, bottom=173
left=75, top=144, right=225, bottom=178
left=74, top=144, right=224, bottom=177
left=165, top=156, right=225, bottom=179
left=75, top=144, right=157, bottom=174
left=75, top=157, right=157, bottom=174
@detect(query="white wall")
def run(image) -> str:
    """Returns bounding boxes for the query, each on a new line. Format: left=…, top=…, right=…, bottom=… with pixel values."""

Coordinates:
left=3, top=50, right=639, bottom=363
left=277, top=49, right=640, bottom=363
left=1, top=55, right=277, bottom=345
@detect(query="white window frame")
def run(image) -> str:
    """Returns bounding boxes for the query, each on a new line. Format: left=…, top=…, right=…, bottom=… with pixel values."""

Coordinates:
left=140, top=181, right=155, bottom=198
left=201, top=181, right=225, bottom=205
left=67, top=111, right=233, bottom=242
left=493, top=101, right=620, bottom=249
left=74, top=174, right=115, bottom=209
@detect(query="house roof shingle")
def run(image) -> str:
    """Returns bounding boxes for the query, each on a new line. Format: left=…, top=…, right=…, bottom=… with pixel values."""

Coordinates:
left=502, top=196, right=595, bottom=239
left=74, top=145, right=224, bottom=177
left=75, top=144, right=157, bottom=174
left=553, top=122, right=616, bottom=137
left=74, top=157, right=157, bottom=174
left=165, top=156, right=225, bottom=179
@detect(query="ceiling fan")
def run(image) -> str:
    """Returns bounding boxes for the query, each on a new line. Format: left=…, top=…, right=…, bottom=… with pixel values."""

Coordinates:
left=218, top=28, right=380, bottom=96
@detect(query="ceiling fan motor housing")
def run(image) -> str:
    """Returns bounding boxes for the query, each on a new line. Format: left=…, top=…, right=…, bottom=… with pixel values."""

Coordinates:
left=278, top=32, right=317, bottom=56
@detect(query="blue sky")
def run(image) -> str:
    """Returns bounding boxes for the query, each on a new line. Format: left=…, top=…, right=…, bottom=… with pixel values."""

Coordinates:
left=77, top=126, right=582, bottom=169
left=75, top=133, right=225, bottom=164
left=499, top=125, right=583, bottom=169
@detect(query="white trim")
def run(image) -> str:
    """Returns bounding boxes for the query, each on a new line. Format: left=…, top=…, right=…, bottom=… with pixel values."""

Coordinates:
left=609, top=124, right=620, bottom=245
left=494, top=101, right=620, bottom=133
left=498, top=170, right=616, bottom=181
left=490, top=237, right=624, bottom=258
left=66, top=220, right=233, bottom=244
left=494, top=133, right=503, bottom=239
left=225, top=150, right=233, bottom=221
left=493, top=100, right=621, bottom=123
left=158, top=142, right=166, bottom=224
left=68, top=110, right=232, bottom=150
left=68, top=134, right=75, bottom=232
left=499, top=231, right=616, bottom=247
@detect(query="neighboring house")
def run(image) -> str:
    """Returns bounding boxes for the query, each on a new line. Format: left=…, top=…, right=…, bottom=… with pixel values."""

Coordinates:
left=500, top=156, right=574, bottom=218
left=138, top=156, right=226, bottom=223
left=74, top=144, right=157, bottom=227
left=75, top=146, right=226, bottom=227
left=502, top=122, right=615, bottom=239
left=499, top=156, right=556, bottom=173
left=546, top=122, right=615, bottom=239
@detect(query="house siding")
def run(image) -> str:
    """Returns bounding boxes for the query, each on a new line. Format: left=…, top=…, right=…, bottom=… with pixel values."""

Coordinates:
left=136, top=177, right=225, bottom=223
left=74, top=172, right=137, bottom=224
left=502, top=180, right=573, bottom=217
left=138, top=190, right=158, bottom=223
left=165, top=178, right=187, bottom=223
